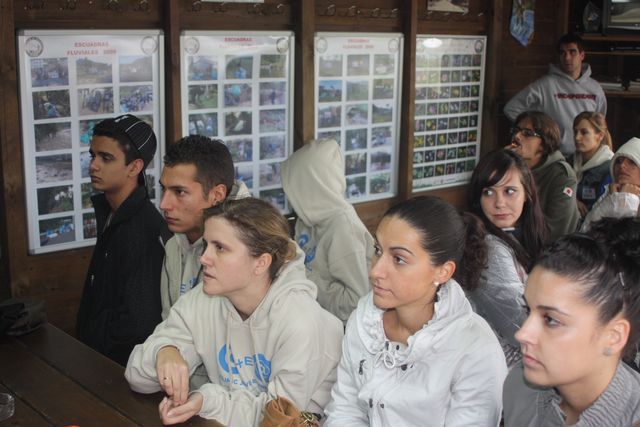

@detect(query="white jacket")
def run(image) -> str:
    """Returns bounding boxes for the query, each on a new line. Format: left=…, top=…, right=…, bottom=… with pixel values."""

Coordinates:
left=281, top=139, right=374, bottom=324
left=581, top=137, right=640, bottom=231
left=126, top=248, right=344, bottom=426
left=324, top=282, right=507, bottom=427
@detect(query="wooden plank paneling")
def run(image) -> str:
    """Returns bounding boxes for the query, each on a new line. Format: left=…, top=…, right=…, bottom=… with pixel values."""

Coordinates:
left=0, top=0, right=571, bottom=334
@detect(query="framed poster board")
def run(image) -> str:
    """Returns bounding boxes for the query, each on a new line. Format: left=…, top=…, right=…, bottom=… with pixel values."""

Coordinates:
left=314, top=32, right=404, bottom=203
left=180, top=31, right=294, bottom=212
left=17, top=30, right=165, bottom=254
left=412, top=35, right=486, bottom=192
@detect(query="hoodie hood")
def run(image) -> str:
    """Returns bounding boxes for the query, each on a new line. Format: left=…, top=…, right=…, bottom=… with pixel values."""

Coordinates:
left=281, top=139, right=350, bottom=226
left=220, top=245, right=317, bottom=323
left=356, top=279, right=473, bottom=366
left=534, top=149, right=566, bottom=172
left=611, top=137, right=640, bottom=181
left=228, top=180, right=252, bottom=200
left=549, top=63, right=592, bottom=83
left=574, top=144, right=614, bottom=181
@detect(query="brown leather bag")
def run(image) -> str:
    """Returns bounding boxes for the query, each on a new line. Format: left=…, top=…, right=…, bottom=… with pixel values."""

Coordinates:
left=261, top=396, right=320, bottom=427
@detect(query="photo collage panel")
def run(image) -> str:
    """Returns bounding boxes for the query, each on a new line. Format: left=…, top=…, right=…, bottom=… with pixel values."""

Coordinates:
left=20, top=32, right=163, bottom=253
left=412, top=36, right=485, bottom=191
left=315, top=34, right=402, bottom=202
left=182, top=33, right=293, bottom=212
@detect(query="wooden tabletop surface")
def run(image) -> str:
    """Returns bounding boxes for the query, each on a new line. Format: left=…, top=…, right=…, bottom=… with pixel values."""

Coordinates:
left=0, top=323, right=222, bottom=426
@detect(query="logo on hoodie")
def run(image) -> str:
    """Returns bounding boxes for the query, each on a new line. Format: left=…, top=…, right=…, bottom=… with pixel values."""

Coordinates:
left=297, top=234, right=316, bottom=267
left=217, top=344, right=271, bottom=388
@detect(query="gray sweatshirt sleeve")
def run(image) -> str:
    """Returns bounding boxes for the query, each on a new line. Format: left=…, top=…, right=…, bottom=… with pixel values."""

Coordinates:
left=503, top=81, right=542, bottom=122
left=471, top=237, right=526, bottom=349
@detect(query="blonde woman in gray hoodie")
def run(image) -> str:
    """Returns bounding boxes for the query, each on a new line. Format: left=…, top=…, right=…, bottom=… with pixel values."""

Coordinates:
left=126, top=198, right=343, bottom=426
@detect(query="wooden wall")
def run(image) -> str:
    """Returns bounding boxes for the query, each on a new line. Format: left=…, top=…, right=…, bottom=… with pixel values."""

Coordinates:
left=0, top=0, right=570, bottom=333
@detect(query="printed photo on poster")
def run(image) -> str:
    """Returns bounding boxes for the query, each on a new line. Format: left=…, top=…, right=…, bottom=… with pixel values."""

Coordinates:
left=39, top=216, right=74, bottom=246
left=34, top=122, right=72, bottom=151
left=119, top=55, right=153, bottom=82
left=31, top=58, right=69, bottom=87
left=37, top=185, right=73, bottom=215
left=33, top=90, right=70, bottom=119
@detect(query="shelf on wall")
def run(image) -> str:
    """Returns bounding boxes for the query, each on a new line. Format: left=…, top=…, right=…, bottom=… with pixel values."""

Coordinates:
left=581, top=33, right=640, bottom=42
left=587, top=50, right=640, bottom=56
left=604, top=90, right=640, bottom=99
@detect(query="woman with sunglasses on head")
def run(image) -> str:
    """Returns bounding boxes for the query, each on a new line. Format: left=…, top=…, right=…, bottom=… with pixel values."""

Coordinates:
left=508, top=111, right=580, bottom=242
left=571, top=111, right=614, bottom=217
left=503, top=216, right=640, bottom=426
left=325, top=196, right=507, bottom=427
left=468, top=149, right=547, bottom=368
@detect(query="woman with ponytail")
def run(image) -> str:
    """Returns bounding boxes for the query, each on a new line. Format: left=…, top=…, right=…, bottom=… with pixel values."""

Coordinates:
left=571, top=111, right=614, bottom=216
left=504, top=217, right=640, bottom=426
left=325, top=196, right=507, bottom=426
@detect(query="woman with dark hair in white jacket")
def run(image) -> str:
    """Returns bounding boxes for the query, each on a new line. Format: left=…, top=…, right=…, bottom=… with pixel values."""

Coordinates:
left=325, top=196, right=507, bottom=426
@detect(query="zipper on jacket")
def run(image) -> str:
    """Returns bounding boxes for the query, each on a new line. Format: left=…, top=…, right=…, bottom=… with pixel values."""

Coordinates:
left=90, top=274, right=94, bottom=287
left=359, top=359, right=365, bottom=375
left=368, top=398, right=373, bottom=408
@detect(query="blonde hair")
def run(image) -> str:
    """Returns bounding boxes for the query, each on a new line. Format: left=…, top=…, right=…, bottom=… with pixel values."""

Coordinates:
left=203, top=198, right=296, bottom=280
left=573, top=111, right=613, bottom=150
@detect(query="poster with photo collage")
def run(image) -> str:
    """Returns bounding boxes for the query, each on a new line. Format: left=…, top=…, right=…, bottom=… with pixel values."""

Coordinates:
left=180, top=31, right=294, bottom=213
left=412, top=35, right=486, bottom=191
left=314, top=33, right=403, bottom=203
left=17, top=30, right=164, bottom=254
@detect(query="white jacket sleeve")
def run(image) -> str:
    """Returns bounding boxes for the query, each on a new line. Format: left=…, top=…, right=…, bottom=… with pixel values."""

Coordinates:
left=324, top=317, right=369, bottom=427
left=125, top=306, right=203, bottom=393
left=445, top=340, right=507, bottom=427
left=503, top=81, right=542, bottom=122
left=581, top=191, right=640, bottom=231
left=197, top=311, right=341, bottom=426
left=475, top=239, right=526, bottom=348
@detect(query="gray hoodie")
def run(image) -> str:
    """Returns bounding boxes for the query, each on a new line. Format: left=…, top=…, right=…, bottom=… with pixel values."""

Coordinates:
left=281, top=139, right=374, bottom=324
left=126, top=248, right=344, bottom=426
left=160, top=181, right=251, bottom=319
left=504, top=63, right=607, bottom=157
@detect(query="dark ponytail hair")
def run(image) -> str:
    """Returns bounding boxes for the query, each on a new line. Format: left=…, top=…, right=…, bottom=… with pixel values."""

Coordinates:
left=537, top=217, right=640, bottom=360
left=469, top=149, right=547, bottom=271
left=383, top=196, right=487, bottom=291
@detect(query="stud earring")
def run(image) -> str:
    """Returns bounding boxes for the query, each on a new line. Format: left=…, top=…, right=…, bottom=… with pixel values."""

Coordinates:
left=603, top=347, right=614, bottom=357
left=433, top=281, right=439, bottom=287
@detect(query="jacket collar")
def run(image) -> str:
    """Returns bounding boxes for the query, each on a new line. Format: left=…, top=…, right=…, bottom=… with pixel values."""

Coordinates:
left=92, top=185, right=150, bottom=231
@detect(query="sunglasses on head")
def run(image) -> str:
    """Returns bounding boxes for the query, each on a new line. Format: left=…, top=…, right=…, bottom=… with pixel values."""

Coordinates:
left=510, top=126, right=542, bottom=139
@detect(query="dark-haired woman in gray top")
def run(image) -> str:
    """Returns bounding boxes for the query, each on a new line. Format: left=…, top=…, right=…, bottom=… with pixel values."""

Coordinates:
left=503, top=217, right=640, bottom=426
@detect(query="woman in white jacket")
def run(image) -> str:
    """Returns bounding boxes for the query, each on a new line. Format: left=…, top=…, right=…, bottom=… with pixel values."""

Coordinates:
left=125, top=198, right=343, bottom=426
left=324, top=196, right=507, bottom=427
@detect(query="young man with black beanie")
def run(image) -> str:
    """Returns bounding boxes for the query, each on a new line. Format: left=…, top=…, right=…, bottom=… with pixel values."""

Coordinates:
left=76, top=114, right=171, bottom=365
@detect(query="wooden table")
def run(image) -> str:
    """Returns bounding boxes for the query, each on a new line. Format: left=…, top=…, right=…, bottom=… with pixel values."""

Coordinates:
left=0, top=323, right=221, bottom=426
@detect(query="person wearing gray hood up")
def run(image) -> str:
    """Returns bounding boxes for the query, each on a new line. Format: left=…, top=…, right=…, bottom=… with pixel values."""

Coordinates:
left=281, top=139, right=374, bottom=324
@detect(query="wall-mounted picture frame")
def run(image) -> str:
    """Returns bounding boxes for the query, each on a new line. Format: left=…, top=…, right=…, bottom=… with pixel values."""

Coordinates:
left=18, top=30, right=165, bottom=254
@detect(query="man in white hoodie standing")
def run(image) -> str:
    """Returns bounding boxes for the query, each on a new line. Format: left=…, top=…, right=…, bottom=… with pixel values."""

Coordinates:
left=159, top=135, right=250, bottom=319
left=504, top=33, right=607, bottom=158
